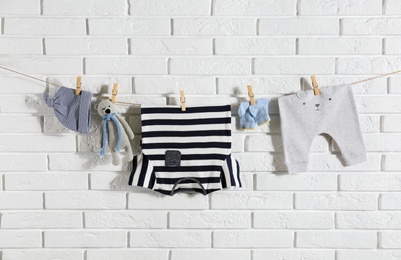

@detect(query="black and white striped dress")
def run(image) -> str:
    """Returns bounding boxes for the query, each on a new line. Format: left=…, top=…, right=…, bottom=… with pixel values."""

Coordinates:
left=129, top=105, right=241, bottom=196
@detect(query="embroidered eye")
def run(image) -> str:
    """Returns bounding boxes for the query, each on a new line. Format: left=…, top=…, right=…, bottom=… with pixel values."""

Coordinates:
left=329, top=98, right=332, bottom=101
left=303, top=102, right=306, bottom=105
left=102, top=108, right=106, bottom=110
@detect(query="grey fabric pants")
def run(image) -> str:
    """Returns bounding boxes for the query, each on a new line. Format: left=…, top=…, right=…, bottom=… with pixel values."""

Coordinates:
left=278, top=84, right=367, bottom=174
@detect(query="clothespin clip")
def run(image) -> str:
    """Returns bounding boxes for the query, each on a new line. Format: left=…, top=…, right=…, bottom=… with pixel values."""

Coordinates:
left=180, top=90, right=186, bottom=112
left=311, top=75, right=320, bottom=96
left=247, top=85, right=256, bottom=106
left=75, top=76, right=82, bottom=95
left=111, top=83, right=118, bottom=103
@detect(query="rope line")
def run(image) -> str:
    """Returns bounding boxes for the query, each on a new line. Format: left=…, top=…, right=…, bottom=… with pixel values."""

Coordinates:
left=1, top=65, right=401, bottom=106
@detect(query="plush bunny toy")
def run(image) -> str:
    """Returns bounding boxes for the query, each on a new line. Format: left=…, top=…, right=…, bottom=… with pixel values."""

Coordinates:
left=95, top=99, right=135, bottom=165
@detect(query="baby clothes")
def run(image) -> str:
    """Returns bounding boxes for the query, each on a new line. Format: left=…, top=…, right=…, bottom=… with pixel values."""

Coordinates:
left=278, top=84, right=367, bottom=174
left=129, top=105, right=241, bottom=196
left=44, top=87, right=92, bottom=133
left=238, top=98, right=270, bottom=129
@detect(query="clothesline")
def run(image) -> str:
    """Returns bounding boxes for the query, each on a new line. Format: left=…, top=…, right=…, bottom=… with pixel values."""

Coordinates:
left=350, top=69, right=401, bottom=85
left=0, top=65, right=400, bottom=106
left=0, top=65, right=139, bottom=106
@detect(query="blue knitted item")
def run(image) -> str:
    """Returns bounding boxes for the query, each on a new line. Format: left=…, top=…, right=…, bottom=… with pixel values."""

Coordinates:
left=238, top=98, right=271, bottom=130
left=100, top=113, right=122, bottom=156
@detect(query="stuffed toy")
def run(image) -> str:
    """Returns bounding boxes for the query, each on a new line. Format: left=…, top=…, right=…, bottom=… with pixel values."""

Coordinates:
left=95, top=99, right=135, bottom=165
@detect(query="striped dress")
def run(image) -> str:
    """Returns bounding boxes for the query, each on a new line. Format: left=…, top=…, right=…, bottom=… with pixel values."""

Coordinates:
left=129, top=105, right=241, bottom=196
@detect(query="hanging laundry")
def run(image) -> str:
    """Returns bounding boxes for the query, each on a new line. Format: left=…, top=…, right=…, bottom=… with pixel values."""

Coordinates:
left=95, top=99, right=135, bottom=166
left=129, top=105, right=241, bottom=196
left=278, top=84, right=367, bottom=174
left=238, top=98, right=270, bottom=130
left=44, top=86, right=92, bottom=134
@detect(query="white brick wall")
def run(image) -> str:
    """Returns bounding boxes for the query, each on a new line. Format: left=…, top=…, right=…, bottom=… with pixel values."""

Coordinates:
left=0, top=0, right=400, bottom=259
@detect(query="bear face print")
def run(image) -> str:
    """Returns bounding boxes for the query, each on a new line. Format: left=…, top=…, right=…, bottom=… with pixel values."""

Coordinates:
left=296, top=86, right=335, bottom=112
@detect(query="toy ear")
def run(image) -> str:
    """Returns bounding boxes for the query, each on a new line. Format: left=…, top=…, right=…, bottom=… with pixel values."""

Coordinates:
left=296, top=91, right=307, bottom=100
left=322, top=86, right=335, bottom=95
left=94, top=104, right=98, bottom=110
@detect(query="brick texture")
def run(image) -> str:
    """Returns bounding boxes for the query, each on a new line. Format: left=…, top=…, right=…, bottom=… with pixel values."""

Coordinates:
left=0, top=0, right=398, bottom=259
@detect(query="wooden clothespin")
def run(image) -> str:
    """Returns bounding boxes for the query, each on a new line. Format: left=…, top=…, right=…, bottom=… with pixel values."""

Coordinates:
left=75, top=76, right=82, bottom=95
left=247, top=85, right=256, bottom=106
left=311, top=75, right=320, bottom=96
left=111, top=83, right=118, bottom=103
left=180, top=90, right=186, bottom=112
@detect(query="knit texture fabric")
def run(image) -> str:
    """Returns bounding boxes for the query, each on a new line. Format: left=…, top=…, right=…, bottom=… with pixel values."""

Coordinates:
left=100, top=113, right=122, bottom=156
left=44, top=87, right=92, bottom=133
left=238, top=98, right=270, bottom=130
left=278, top=84, right=367, bottom=174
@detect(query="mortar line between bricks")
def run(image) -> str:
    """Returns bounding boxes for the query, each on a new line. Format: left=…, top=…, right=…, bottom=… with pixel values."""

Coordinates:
left=127, top=38, right=131, bottom=55
left=295, top=0, right=300, bottom=16
left=213, top=77, right=217, bottom=94
left=169, top=18, right=173, bottom=36
left=41, top=231, right=45, bottom=247
left=126, top=0, right=131, bottom=16
left=211, top=38, right=216, bottom=55
left=5, top=35, right=401, bottom=39
left=42, top=192, right=46, bottom=209
left=7, top=54, right=401, bottom=58
left=167, top=211, right=170, bottom=228
left=2, top=174, right=5, bottom=191
left=292, top=193, right=296, bottom=210
left=46, top=154, right=50, bottom=172
left=82, top=212, right=86, bottom=228
left=333, top=212, right=337, bottom=230
left=4, top=73, right=401, bottom=78
left=127, top=231, right=130, bottom=248
left=0, top=228, right=398, bottom=231
left=1, top=18, right=4, bottom=34
left=377, top=231, right=382, bottom=248
left=166, top=58, right=170, bottom=75
left=39, top=0, right=44, bottom=15
left=87, top=173, right=91, bottom=190
left=82, top=58, right=86, bottom=75
left=5, top=15, right=401, bottom=18
left=255, top=18, right=260, bottom=35
left=336, top=174, right=340, bottom=191
left=85, top=18, right=89, bottom=35
left=338, top=19, right=343, bottom=35
left=386, top=72, right=392, bottom=94
left=293, top=230, right=296, bottom=248
left=1, top=209, right=399, bottom=213
left=42, top=38, right=46, bottom=55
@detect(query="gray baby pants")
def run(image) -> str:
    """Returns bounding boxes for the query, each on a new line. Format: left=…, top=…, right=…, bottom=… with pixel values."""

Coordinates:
left=278, top=84, right=367, bottom=174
